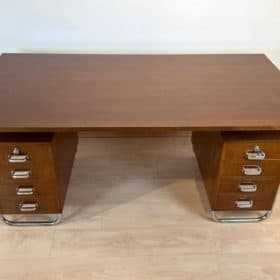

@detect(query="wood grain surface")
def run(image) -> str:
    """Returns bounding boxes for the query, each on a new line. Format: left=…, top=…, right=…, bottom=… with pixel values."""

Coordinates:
left=0, top=53, right=280, bottom=132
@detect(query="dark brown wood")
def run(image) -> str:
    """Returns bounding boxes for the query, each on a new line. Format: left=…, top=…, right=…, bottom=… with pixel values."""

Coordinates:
left=0, top=165, right=55, bottom=181
left=79, top=129, right=191, bottom=138
left=0, top=140, right=53, bottom=167
left=215, top=194, right=275, bottom=211
left=50, top=132, right=78, bottom=208
left=223, top=131, right=280, bottom=160
left=218, top=177, right=279, bottom=194
left=192, top=131, right=280, bottom=211
left=1, top=54, right=280, bottom=218
left=0, top=179, right=58, bottom=196
left=0, top=54, right=280, bottom=132
left=0, top=197, right=60, bottom=214
left=0, top=132, right=78, bottom=214
left=191, top=132, right=224, bottom=205
left=221, top=161, right=280, bottom=177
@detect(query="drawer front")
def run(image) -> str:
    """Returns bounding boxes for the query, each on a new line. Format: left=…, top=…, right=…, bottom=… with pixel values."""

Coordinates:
left=0, top=179, right=57, bottom=196
left=214, top=194, right=275, bottom=211
left=218, top=177, right=279, bottom=195
left=224, top=142, right=280, bottom=161
left=0, top=143, right=52, bottom=167
left=221, top=160, right=280, bottom=177
left=0, top=197, right=61, bottom=214
left=0, top=164, right=56, bottom=182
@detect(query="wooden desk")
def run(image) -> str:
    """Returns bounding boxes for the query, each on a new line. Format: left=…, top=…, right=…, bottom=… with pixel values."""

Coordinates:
left=0, top=53, right=280, bottom=225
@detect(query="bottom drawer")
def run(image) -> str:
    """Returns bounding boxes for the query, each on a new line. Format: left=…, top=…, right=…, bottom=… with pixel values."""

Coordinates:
left=0, top=197, right=61, bottom=214
left=214, top=194, right=276, bottom=211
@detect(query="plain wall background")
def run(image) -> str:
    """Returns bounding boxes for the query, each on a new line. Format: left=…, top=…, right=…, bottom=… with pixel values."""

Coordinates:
left=0, top=0, right=280, bottom=54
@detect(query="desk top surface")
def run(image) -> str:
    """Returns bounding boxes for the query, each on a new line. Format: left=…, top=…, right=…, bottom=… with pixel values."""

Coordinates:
left=0, top=53, right=280, bottom=132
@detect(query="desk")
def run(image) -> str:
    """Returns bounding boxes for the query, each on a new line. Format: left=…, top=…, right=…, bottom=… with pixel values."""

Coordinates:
left=0, top=53, right=280, bottom=225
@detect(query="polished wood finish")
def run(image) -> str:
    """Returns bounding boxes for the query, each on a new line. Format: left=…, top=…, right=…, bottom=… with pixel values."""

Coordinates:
left=192, top=131, right=280, bottom=211
left=218, top=177, right=279, bottom=194
left=223, top=131, right=280, bottom=160
left=0, top=197, right=60, bottom=214
left=0, top=135, right=53, bottom=166
left=221, top=161, right=280, bottom=177
left=0, top=133, right=78, bottom=214
left=0, top=179, right=57, bottom=196
left=0, top=54, right=280, bottom=132
left=215, top=194, right=275, bottom=211
left=1, top=54, right=280, bottom=219
left=191, top=132, right=223, bottom=205
left=51, top=132, right=78, bottom=207
left=0, top=164, right=56, bottom=180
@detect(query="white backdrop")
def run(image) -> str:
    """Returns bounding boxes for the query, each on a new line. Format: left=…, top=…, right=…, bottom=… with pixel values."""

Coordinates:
left=0, top=0, right=280, bottom=53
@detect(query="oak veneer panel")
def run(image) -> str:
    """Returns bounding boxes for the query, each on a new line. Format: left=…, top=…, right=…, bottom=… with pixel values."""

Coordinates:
left=0, top=54, right=280, bottom=131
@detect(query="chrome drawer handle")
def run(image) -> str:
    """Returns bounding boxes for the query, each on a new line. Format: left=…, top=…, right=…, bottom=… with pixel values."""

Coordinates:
left=246, top=145, right=266, bottom=160
left=19, top=203, right=38, bottom=212
left=242, top=165, right=262, bottom=176
left=8, top=147, right=29, bottom=163
left=16, top=187, right=35, bottom=196
left=235, top=200, right=254, bottom=209
left=239, top=183, right=257, bottom=193
left=11, top=170, right=32, bottom=179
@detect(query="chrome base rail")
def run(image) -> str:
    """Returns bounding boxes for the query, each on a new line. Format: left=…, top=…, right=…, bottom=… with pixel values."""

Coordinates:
left=211, top=210, right=272, bottom=223
left=1, top=214, right=62, bottom=226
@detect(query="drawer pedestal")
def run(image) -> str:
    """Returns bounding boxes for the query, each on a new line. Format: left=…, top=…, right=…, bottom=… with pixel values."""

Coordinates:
left=192, top=131, right=280, bottom=223
left=0, top=132, right=78, bottom=226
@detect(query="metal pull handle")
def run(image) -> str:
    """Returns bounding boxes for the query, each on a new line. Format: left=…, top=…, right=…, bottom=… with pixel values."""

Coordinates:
left=19, top=203, right=38, bottom=212
left=8, top=147, right=29, bottom=163
left=239, top=183, right=257, bottom=193
left=11, top=170, right=32, bottom=179
left=16, top=187, right=35, bottom=196
left=235, top=200, right=254, bottom=209
left=242, top=165, right=262, bottom=176
left=246, top=145, right=266, bottom=160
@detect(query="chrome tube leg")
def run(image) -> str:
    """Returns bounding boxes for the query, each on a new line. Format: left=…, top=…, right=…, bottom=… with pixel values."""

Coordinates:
left=1, top=214, right=62, bottom=226
left=211, top=211, right=272, bottom=223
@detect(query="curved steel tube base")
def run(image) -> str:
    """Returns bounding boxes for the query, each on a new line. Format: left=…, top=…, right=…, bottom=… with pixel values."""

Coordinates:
left=211, top=210, right=272, bottom=223
left=1, top=214, right=62, bottom=226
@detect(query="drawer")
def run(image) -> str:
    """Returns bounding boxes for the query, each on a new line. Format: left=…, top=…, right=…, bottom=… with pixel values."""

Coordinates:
left=224, top=141, right=280, bottom=161
left=221, top=160, right=280, bottom=177
left=0, top=164, right=56, bottom=182
left=0, top=197, right=61, bottom=214
left=0, top=179, right=57, bottom=196
left=0, top=134, right=53, bottom=167
left=218, top=177, right=279, bottom=194
left=214, top=194, right=275, bottom=211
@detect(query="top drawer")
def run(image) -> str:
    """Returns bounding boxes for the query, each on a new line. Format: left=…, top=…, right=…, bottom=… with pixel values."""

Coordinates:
left=0, top=133, right=53, bottom=166
left=222, top=132, right=280, bottom=161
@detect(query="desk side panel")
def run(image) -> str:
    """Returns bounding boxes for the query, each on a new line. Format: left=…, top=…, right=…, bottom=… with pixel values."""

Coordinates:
left=51, top=133, right=78, bottom=211
left=191, top=132, right=224, bottom=207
